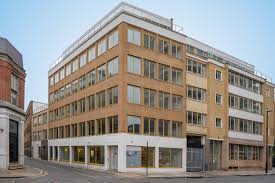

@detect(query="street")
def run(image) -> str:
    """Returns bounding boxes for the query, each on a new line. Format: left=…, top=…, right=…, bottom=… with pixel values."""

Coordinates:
left=1, top=158, right=275, bottom=183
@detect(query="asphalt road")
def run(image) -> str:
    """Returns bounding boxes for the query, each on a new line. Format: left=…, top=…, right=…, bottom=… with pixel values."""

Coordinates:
left=1, top=158, right=275, bottom=183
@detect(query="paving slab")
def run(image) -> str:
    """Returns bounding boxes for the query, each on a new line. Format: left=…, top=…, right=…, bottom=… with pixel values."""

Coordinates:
left=0, top=165, right=45, bottom=179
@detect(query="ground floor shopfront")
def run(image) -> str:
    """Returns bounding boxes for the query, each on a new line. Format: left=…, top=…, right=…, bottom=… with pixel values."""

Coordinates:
left=46, top=133, right=186, bottom=173
left=0, top=105, right=25, bottom=169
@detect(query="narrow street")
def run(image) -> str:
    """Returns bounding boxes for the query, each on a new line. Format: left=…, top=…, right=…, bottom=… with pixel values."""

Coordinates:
left=1, top=158, right=275, bottom=183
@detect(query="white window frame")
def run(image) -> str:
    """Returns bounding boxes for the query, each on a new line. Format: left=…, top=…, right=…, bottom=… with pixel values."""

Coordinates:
left=108, top=30, right=119, bottom=49
left=88, top=46, right=96, bottom=62
left=128, top=29, right=141, bottom=46
left=215, top=118, right=222, bottom=128
left=72, top=59, right=78, bottom=73
left=79, top=53, right=87, bottom=68
left=108, top=57, right=119, bottom=77
left=215, top=69, right=222, bottom=81
left=98, top=39, right=106, bottom=56
left=127, top=55, right=141, bottom=75
left=215, top=94, right=222, bottom=105
left=60, top=68, right=65, bottom=80
left=66, top=64, right=71, bottom=76
left=127, top=85, right=141, bottom=104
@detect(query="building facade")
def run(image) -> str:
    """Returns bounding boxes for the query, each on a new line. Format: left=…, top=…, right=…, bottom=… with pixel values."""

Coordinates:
left=42, top=2, right=275, bottom=173
left=24, top=101, right=48, bottom=158
left=0, top=37, right=26, bottom=169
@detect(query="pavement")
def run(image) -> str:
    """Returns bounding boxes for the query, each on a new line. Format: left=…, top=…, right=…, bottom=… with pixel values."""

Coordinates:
left=0, top=165, right=44, bottom=179
left=1, top=157, right=275, bottom=183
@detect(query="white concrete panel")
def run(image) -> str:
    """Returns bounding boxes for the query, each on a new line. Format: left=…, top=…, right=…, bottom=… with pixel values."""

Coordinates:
left=228, top=108, right=263, bottom=123
left=229, top=85, right=263, bottom=102
left=48, top=133, right=187, bottom=172
left=228, top=131, right=263, bottom=141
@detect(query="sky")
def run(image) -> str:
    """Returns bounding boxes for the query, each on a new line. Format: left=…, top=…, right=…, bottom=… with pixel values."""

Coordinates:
left=1, top=0, right=275, bottom=110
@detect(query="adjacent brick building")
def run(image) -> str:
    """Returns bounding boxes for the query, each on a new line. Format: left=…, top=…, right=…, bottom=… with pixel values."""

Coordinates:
left=0, top=37, right=26, bottom=169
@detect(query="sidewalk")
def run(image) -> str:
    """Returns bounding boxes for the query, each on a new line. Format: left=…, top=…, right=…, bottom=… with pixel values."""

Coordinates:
left=145, top=169, right=275, bottom=178
left=0, top=165, right=45, bottom=179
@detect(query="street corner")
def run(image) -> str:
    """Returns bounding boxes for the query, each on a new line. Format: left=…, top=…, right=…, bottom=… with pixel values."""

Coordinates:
left=0, top=165, right=46, bottom=179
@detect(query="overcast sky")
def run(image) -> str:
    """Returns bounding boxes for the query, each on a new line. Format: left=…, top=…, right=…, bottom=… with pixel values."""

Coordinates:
left=1, top=0, right=275, bottom=109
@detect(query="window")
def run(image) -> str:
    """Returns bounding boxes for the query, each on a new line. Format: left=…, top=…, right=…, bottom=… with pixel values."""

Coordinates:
left=72, top=59, right=78, bottom=72
left=158, top=119, right=169, bottom=136
left=215, top=70, right=222, bottom=80
left=108, top=115, right=118, bottom=133
left=79, top=52, right=87, bottom=68
left=172, top=95, right=182, bottom=111
left=144, top=34, right=155, bottom=50
left=172, top=44, right=182, bottom=59
left=11, top=74, right=19, bottom=105
left=79, top=122, right=86, bottom=137
left=159, top=91, right=170, bottom=109
left=65, top=83, right=71, bottom=97
left=187, top=58, right=206, bottom=76
left=43, top=113, right=47, bottom=124
left=108, top=57, right=119, bottom=77
left=144, top=117, right=155, bottom=136
left=65, top=125, right=70, bottom=137
left=127, top=85, right=141, bottom=104
left=87, top=70, right=96, bottom=86
left=97, top=118, right=106, bottom=135
left=266, top=88, right=270, bottom=97
left=187, top=111, right=207, bottom=126
left=228, top=116, right=262, bottom=135
left=65, top=104, right=70, bottom=118
left=89, top=146, right=104, bottom=165
left=144, top=88, right=156, bottom=107
left=54, top=90, right=59, bottom=101
left=97, top=64, right=106, bottom=82
left=87, top=120, right=95, bottom=136
left=159, top=148, right=182, bottom=168
left=108, top=30, right=118, bottom=49
left=79, top=75, right=86, bottom=90
left=96, top=91, right=105, bottom=108
left=49, top=93, right=54, bottom=104
left=59, top=87, right=65, bottom=99
left=128, top=116, right=140, bottom=134
left=107, top=86, right=118, bottom=105
left=88, top=46, right=96, bottom=62
left=228, top=71, right=262, bottom=94
left=229, top=144, right=261, bottom=160
left=66, top=64, right=71, bottom=76
left=126, top=146, right=155, bottom=168
left=60, top=68, right=65, bottom=80
left=187, top=85, right=206, bottom=102
left=172, top=121, right=182, bottom=138
left=144, top=60, right=155, bottom=79
left=72, top=80, right=78, bottom=94
left=79, top=98, right=85, bottom=113
left=50, top=76, right=54, bottom=86
left=127, top=55, right=141, bottom=75
left=98, top=39, right=106, bottom=56
left=73, top=146, right=84, bottom=162
left=215, top=118, right=222, bottom=128
left=87, top=95, right=95, bottom=111
left=71, top=101, right=77, bottom=116
left=71, top=124, right=77, bottom=137
left=216, top=94, right=222, bottom=105
left=228, top=94, right=262, bottom=115
left=159, top=39, right=169, bottom=55
left=54, top=73, right=59, bottom=84
left=172, top=68, right=182, bottom=85
left=128, top=29, right=140, bottom=46
left=158, top=64, right=169, bottom=82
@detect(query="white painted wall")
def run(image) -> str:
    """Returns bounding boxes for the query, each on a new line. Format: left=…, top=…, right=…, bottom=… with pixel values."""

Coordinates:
left=0, top=107, right=25, bottom=169
left=229, top=85, right=263, bottom=102
left=228, top=131, right=263, bottom=141
left=32, top=141, right=41, bottom=159
left=48, top=133, right=187, bottom=172
left=229, top=108, right=263, bottom=123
